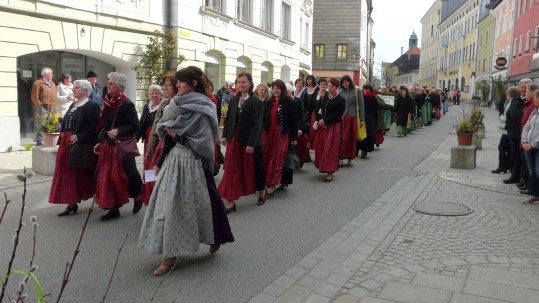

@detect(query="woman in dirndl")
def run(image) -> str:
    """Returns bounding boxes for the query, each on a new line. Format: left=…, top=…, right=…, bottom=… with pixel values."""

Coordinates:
left=93, top=72, right=143, bottom=220
left=262, top=80, right=298, bottom=197
left=357, top=84, right=379, bottom=158
left=313, top=77, right=345, bottom=182
left=295, top=78, right=311, bottom=165
left=50, top=79, right=100, bottom=216
left=139, top=77, right=178, bottom=206
left=338, top=75, right=363, bottom=167
left=218, top=73, right=266, bottom=211
left=139, top=66, right=234, bottom=276
left=303, top=75, right=320, bottom=149
left=394, top=87, right=413, bottom=137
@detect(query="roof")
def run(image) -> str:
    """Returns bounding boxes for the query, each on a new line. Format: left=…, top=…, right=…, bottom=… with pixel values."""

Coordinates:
left=405, top=46, right=421, bottom=56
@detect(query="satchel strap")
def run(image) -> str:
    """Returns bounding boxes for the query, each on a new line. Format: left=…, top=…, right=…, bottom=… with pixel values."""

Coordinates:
left=72, top=103, right=84, bottom=133
left=111, top=101, right=124, bottom=130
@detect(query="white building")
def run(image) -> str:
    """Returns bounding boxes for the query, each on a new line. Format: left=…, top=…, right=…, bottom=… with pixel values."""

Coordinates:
left=0, top=0, right=312, bottom=151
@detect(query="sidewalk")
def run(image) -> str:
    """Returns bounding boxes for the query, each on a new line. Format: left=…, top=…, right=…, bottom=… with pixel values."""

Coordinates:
left=249, top=105, right=539, bottom=303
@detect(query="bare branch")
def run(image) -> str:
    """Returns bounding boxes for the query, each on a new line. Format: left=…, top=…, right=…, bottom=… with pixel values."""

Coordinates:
left=101, top=234, right=128, bottom=303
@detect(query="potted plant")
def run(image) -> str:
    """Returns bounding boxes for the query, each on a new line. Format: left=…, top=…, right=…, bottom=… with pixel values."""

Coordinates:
left=456, top=118, right=473, bottom=146
left=41, top=112, right=62, bottom=147
left=470, top=108, right=484, bottom=132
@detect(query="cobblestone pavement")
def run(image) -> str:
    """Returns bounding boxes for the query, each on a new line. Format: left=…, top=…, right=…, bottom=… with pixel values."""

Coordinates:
left=248, top=105, right=539, bottom=303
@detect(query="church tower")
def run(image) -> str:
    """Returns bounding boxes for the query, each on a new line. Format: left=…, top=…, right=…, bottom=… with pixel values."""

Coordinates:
left=409, top=31, right=418, bottom=50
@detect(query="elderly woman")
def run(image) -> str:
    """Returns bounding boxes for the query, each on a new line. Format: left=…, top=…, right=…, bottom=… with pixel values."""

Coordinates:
left=262, top=80, right=298, bottom=197
left=339, top=75, right=363, bottom=166
left=357, top=84, right=379, bottom=158
left=256, top=83, right=270, bottom=102
left=138, top=83, right=170, bottom=205
left=49, top=79, right=100, bottom=216
left=139, top=66, right=234, bottom=276
left=521, top=89, right=539, bottom=204
left=93, top=72, right=143, bottom=220
left=503, top=86, right=525, bottom=184
left=57, top=73, right=75, bottom=117
left=218, top=73, right=266, bottom=210
left=313, top=77, right=345, bottom=182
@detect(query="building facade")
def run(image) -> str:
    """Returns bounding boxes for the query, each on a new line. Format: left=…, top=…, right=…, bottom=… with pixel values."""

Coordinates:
left=508, top=0, right=539, bottom=82
left=419, top=0, right=442, bottom=88
left=490, top=0, right=515, bottom=84
left=391, top=33, right=420, bottom=89
left=474, top=0, right=496, bottom=97
left=438, top=0, right=481, bottom=99
left=312, top=0, right=372, bottom=85
left=0, top=0, right=313, bottom=151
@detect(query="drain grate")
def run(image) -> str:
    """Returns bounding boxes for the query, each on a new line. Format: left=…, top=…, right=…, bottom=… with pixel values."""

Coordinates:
left=379, top=168, right=421, bottom=177
left=412, top=201, right=473, bottom=216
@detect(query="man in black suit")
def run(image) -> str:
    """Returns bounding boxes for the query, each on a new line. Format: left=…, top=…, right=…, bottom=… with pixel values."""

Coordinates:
left=503, top=86, right=525, bottom=184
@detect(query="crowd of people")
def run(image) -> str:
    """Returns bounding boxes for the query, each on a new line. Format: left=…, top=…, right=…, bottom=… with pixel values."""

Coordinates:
left=38, top=65, right=449, bottom=275
left=492, top=78, right=539, bottom=204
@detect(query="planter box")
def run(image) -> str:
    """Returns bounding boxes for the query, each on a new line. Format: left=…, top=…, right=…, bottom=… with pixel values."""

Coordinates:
left=32, top=146, right=58, bottom=176
left=472, top=134, right=482, bottom=150
left=450, top=145, right=476, bottom=169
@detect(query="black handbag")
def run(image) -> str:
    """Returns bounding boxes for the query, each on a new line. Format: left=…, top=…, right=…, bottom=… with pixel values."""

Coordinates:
left=68, top=104, right=98, bottom=170
left=285, top=145, right=301, bottom=170
left=112, top=103, right=140, bottom=161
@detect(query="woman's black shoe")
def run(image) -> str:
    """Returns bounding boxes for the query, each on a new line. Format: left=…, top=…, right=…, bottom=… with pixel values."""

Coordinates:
left=225, top=203, right=236, bottom=214
left=100, top=209, right=120, bottom=221
left=276, top=184, right=288, bottom=190
left=58, top=204, right=78, bottom=217
left=491, top=168, right=507, bottom=174
left=266, top=190, right=275, bottom=199
left=257, top=197, right=266, bottom=206
left=133, top=200, right=143, bottom=214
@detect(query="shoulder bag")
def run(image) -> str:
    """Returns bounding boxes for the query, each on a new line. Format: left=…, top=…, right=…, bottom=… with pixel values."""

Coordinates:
left=112, top=102, right=140, bottom=161
left=356, top=88, right=367, bottom=141
left=69, top=104, right=98, bottom=170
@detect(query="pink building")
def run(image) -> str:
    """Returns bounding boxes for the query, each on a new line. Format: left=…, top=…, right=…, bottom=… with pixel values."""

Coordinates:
left=508, top=0, right=539, bottom=82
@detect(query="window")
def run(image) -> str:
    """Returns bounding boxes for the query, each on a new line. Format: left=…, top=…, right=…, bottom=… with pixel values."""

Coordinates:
left=461, top=77, right=465, bottom=92
left=496, top=19, right=501, bottom=37
left=314, top=44, right=325, bottom=58
left=206, top=0, right=225, bottom=12
left=517, top=0, right=521, bottom=16
left=503, top=14, right=508, bottom=32
left=281, top=2, right=291, bottom=40
left=519, top=35, right=523, bottom=56
left=260, top=0, right=273, bottom=32
left=522, top=0, right=527, bottom=13
left=486, top=31, right=488, bottom=45
left=337, top=44, right=348, bottom=59
left=304, top=23, right=310, bottom=50
left=237, top=0, right=253, bottom=24
left=526, top=30, right=531, bottom=53
left=480, top=34, right=483, bottom=47
left=513, top=39, right=518, bottom=57
left=509, top=8, right=514, bottom=29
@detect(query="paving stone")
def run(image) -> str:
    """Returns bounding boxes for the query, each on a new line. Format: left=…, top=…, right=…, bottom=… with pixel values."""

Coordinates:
left=360, top=279, right=382, bottom=291
left=327, top=273, right=351, bottom=286
left=449, top=292, right=512, bottom=303
left=360, top=298, right=400, bottom=303
left=467, top=266, right=539, bottom=291
left=288, top=284, right=314, bottom=298
left=297, top=276, right=324, bottom=290
left=378, top=281, right=452, bottom=303
left=263, top=284, right=287, bottom=297
left=297, top=256, right=320, bottom=270
left=304, top=294, right=331, bottom=303
left=315, top=283, right=341, bottom=297
left=463, top=279, right=539, bottom=303
left=333, top=294, right=360, bottom=303
left=308, top=265, right=332, bottom=280
left=274, top=292, right=303, bottom=303
left=248, top=292, right=276, bottom=303
left=355, top=244, right=377, bottom=255
left=286, top=266, right=309, bottom=279
left=411, top=272, right=465, bottom=291
left=348, top=286, right=370, bottom=298
left=272, top=275, right=297, bottom=289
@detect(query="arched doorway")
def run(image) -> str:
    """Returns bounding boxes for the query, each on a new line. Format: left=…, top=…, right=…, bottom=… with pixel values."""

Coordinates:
left=461, top=76, right=465, bottom=92
left=17, top=50, right=116, bottom=140
left=280, top=65, right=291, bottom=83
left=261, top=62, right=273, bottom=84
left=236, top=56, right=252, bottom=75
left=455, top=78, right=459, bottom=91
left=448, top=79, right=451, bottom=90
left=205, top=50, right=225, bottom=91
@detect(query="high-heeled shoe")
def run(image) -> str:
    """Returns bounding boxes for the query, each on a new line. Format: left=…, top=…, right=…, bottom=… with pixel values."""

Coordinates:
left=257, top=197, right=266, bottom=206
left=132, top=200, right=143, bottom=214
left=225, top=203, right=236, bottom=214
left=266, top=190, right=275, bottom=199
left=58, top=204, right=78, bottom=217
left=100, top=208, right=120, bottom=221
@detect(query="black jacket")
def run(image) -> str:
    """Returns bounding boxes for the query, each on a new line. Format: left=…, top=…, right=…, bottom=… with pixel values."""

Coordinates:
left=222, top=94, right=264, bottom=147
left=263, top=96, right=299, bottom=141
left=506, top=96, right=525, bottom=141
left=62, top=101, right=100, bottom=145
left=98, top=98, right=140, bottom=144
left=314, top=94, right=345, bottom=125
left=136, top=103, right=157, bottom=142
left=294, top=96, right=306, bottom=133
left=303, top=86, right=320, bottom=114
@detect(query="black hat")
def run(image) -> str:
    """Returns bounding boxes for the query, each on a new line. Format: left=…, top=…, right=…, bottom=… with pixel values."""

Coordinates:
left=86, top=71, right=98, bottom=78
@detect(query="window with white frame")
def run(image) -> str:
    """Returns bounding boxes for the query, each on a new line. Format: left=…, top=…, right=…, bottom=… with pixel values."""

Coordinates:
left=513, top=39, right=518, bottom=57
left=517, top=0, right=521, bottom=16
left=304, top=22, right=310, bottom=50
left=503, top=13, right=508, bottom=32
left=509, top=8, right=514, bottom=29
left=281, top=2, right=291, bottom=40
left=260, top=0, right=273, bottom=32
left=496, top=17, right=501, bottom=37
left=526, top=30, right=531, bottom=53
left=519, top=35, right=523, bottom=56
left=237, top=0, right=253, bottom=24
left=314, top=44, right=324, bottom=58
left=206, top=0, right=225, bottom=13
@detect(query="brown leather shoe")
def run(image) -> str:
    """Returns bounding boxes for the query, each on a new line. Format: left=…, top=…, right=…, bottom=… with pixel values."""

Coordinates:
left=209, top=244, right=221, bottom=254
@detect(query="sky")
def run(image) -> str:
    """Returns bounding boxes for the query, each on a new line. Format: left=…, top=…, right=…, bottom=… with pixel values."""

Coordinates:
left=371, top=0, right=436, bottom=78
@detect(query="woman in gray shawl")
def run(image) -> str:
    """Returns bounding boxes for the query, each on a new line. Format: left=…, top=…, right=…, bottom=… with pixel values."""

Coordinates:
left=138, top=66, right=234, bottom=276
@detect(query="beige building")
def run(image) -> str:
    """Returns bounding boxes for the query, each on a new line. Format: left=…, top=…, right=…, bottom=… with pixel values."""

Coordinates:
left=0, top=0, right=313, bottom=151
left=438, top=0, right=481, bottom=99
left=419, top=0, right=442, bottom=88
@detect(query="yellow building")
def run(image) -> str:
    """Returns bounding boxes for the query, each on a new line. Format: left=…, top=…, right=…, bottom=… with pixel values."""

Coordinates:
left=438, top=0, right=481, bottom=99
left=419, top=0, right=441, bottom=88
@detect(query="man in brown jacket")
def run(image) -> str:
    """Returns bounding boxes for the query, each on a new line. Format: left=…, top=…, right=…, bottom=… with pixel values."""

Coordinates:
left=31, top=67, right=57, bottom=145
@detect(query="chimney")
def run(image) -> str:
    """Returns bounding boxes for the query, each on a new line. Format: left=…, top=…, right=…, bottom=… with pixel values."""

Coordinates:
left=401, top=47, right=404, bottom=55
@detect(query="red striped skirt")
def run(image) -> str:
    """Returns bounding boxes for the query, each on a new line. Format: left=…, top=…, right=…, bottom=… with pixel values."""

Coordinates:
left=314, top=122, right=342, bottom=173
left=263, top=125, right=289, bottom=187
left=296, top=134, right=311, bottom=163
left=95, top=141, right=130, bottom=209
left=49, top=131, right=94, bottom=204
left=143, top=126, right=152, bottom=157
left=308, top=112, right=317, bottom=149
left=340, top=114, right=357, bottom=160
left=375, top=131, right=384, bottom=145
left=218, top=136, right=256, bottom=201
left=139, top=140, right=164, bottom=205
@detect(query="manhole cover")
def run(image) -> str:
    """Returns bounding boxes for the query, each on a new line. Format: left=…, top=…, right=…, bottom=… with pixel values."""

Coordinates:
left=412, top=202, right=473, bottom=216
left=379, top=168, right=421, bottom=177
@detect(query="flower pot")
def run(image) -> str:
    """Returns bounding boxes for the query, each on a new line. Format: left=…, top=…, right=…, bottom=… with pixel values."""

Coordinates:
left=42, top=132, right=60, bottom=147
left=457, top=133, right=473, bottom=146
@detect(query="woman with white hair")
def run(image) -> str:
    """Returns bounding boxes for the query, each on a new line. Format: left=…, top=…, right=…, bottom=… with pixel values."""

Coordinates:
left=49, top=79, right=100, bottom=216
left=93, top=72, right=143, bottom=220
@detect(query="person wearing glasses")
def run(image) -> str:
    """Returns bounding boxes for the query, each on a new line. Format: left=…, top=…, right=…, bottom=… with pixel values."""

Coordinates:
left=49, top=80, right=100, bottom=216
